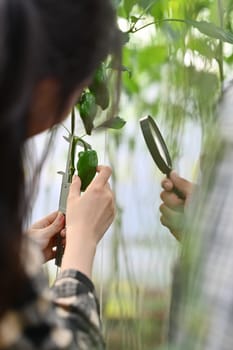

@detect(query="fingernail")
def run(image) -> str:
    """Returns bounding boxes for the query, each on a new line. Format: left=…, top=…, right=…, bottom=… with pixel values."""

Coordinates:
left=170, top=170, right=178, bottom=178
left=60, top=228, right=66, bottom=237
left=58, top=212, right=64, bottom=222
left=73, top=175, right=80, bottom=183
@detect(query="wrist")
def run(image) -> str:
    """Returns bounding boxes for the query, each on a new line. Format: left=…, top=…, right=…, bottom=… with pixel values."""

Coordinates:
left=66, top=225, right=98, bottom=250
left=61, top=228, right=97, bottom=279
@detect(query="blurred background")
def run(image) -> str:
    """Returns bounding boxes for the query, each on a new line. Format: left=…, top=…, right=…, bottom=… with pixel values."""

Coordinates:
left=29, top=1, right=233, bottom=349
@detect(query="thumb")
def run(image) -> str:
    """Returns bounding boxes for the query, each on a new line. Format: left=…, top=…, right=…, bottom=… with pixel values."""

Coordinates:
left=170, top=171, right=193, bottom=197
left=43, top=212, right=65, bottom=238
left=68, top=175, right=81, bottom=199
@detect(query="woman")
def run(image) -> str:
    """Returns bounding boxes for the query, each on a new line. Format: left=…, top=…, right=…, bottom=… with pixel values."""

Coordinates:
left=0, top=0, right=120, bottom=348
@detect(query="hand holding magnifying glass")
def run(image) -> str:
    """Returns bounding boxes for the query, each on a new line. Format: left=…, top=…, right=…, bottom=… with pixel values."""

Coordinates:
left=140, top=116, right=185, bottom=200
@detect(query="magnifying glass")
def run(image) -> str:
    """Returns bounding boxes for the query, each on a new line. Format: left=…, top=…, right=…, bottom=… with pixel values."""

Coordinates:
left=140, top=115, right=185, bottom=200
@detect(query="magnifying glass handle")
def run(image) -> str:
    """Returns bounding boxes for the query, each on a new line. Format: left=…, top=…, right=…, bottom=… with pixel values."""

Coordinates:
left=173, top=186, right=186, bottom=200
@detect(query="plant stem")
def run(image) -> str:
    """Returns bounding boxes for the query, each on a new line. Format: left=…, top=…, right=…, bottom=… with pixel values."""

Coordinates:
left=71, top=107, right=75, bottom=135
left=68, top=136, right=76, bottom=182
left=68, top=108, right=76, bottom=182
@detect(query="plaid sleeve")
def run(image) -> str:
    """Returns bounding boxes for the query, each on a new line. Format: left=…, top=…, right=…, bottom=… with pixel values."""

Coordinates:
left=52, top=269, right=105, bottom=349
left=168, top=143, right=233, bottom=350
left=0, top=239, right=105, bottom=350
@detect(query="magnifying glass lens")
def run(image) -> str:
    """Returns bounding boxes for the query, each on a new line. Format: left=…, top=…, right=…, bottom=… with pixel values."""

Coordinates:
left=140, top=116, right=172, bottom=175
left=149, top=124, right=169, bottom=166
left=140, top=116, right=186, bottom=200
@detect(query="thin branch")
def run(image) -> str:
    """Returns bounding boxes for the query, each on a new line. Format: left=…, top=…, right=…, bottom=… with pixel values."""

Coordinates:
left=61, top=123, right=70, bottom=134
left=130, top=18, right=186, bottom=33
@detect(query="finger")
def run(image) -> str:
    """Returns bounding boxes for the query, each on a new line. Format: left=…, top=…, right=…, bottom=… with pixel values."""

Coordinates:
left=160, top=203, right=179, bottom=218
left=160, top=204, right=183, bottom=234
left=160, top=191, right=184, bottom=211
left=169, top=171, right=193, bottom=197
left=161, top=178, right=173, bottom=191
left=160, top=215, right=181, bottom=241
left=60, top=228, right=66, bottom=237
left=32, top=211, right=60, bottom=229
left=160, top=204, right=182, bottom=227
left=90, top=165, right=112, bottom=187
left=42, top=213, right=65, bottom=239
left=68, top=175, right=81, bottom=198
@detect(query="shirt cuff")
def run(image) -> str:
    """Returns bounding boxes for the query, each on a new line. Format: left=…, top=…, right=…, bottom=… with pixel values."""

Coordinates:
left=55, top=269, right=95, bottom=293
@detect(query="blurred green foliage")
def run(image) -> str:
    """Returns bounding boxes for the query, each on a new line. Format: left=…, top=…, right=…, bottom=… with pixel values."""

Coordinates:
left=101, top=1, right=233, bottom=348
left=115, top=0, right=233, bottom=154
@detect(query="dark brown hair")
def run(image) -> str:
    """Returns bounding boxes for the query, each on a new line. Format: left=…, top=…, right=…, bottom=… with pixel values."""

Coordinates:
left=0, top=0, right=120, bottom=316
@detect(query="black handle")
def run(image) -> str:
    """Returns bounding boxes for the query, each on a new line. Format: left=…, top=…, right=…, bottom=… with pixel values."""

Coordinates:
left=173, top=186, right=186, bottom=200
left=55, top=235, right=64, bottom=267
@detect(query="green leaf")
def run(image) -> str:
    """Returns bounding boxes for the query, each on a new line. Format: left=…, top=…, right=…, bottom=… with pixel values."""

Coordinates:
left=122, top=74, right=140, bottom=94
left=162, top=22, right=182, bottom=42
left=123, top=0, right=135, bottom=16
left=77, top=91, right=97, bottom=135
left=224, top=53, right=233, bottom=64
left=130, top=15, right=140, bottom=24
left=150, top=1, right=164, bottom=21
left=96, top=116, right=126, bottom=130
left=186, top=20, right=233, bottom=43
left=187, top=37, right=217, bottom=60
left=138, top=45, right=168, bottom=70
left=117, top=4, right=127, bottom=18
